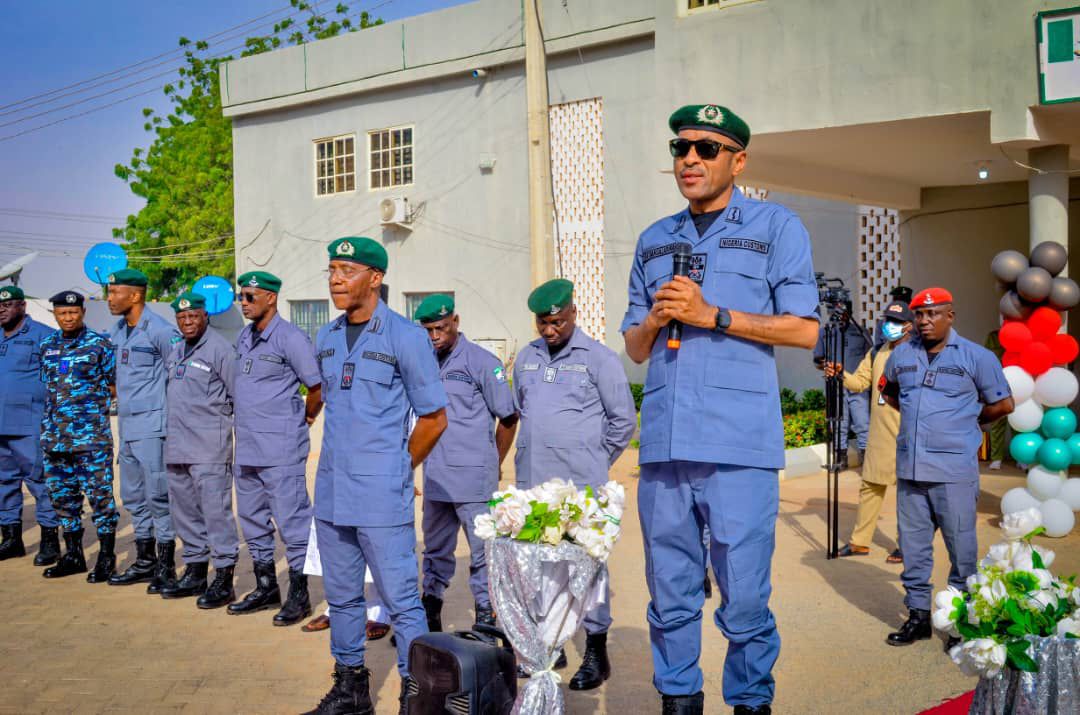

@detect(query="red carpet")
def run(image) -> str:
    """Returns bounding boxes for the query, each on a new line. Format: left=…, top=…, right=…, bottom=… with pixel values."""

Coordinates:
left=917, top=690, right=974, bottom=714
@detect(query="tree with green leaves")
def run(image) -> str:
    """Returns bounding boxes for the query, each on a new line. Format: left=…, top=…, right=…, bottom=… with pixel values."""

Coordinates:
left=114, top=1, right=382, bottom=298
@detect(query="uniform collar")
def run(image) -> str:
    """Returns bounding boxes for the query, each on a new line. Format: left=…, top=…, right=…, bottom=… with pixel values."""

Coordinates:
left=329, top=300, right=387, bottom=335
left=532, top=326, right=588, bottom=362
left=670, top=185, right=747, bottom=247
left=3, top=315, right=30, bottom=339
left=185, top=328, right=211, bottom=354
left=248, top=313, right=282, bottom=345
left=443, top=332, right=467, bottom=363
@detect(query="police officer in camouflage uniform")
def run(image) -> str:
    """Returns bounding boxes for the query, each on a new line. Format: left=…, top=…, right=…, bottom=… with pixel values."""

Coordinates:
left=39, top=291, right=120, bottom=582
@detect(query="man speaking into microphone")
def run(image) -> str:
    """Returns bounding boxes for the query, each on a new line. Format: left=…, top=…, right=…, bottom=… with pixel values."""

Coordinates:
left=621, top=104, right=819, bottom=715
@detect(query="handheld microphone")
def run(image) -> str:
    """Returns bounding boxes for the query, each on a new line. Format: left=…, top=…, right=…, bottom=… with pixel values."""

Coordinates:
left=667, top=242, right=693, bottom=350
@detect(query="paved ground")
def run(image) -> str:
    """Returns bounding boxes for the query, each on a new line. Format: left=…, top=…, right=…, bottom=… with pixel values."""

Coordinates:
left=0, top=433, right=1076, bottom=714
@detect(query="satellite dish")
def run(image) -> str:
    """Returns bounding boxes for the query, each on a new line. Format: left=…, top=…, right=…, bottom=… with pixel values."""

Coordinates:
left=84, top=243, right=128, bottom=285
left=192, top=275, right=235, bottom=316
left=0, top=251, right=38, bottom=285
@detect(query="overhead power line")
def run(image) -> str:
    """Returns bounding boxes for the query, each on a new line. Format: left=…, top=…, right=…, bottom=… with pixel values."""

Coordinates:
left=0, top=208, right=126, bottom=222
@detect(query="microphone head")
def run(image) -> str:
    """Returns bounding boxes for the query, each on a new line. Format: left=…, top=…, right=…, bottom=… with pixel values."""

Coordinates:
left=673, top=242, right=693, bottom=258
left=672, top=242, right=693, bottom=276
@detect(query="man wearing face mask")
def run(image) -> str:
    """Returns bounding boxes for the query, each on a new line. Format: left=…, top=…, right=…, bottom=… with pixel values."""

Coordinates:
left=824, top=300, right=913, bottom=563
left=813, top=301, right=872, bottom=469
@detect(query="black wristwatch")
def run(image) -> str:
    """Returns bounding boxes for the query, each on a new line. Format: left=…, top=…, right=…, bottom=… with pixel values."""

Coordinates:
left=713, top=306, right=732, bottom=333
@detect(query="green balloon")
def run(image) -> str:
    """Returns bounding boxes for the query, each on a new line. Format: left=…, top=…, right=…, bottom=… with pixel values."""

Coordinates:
left=1041, top=407, right=1078, bottom=440
left=1068, top=433, right=1080, bottom=466
left=1038, top=438, right=1072, bottom=472
left=1010, top=432, right=1044, bottom=464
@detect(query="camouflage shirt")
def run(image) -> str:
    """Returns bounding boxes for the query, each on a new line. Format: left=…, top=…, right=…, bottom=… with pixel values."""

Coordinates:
left=40, top=327, right=115, bottom=453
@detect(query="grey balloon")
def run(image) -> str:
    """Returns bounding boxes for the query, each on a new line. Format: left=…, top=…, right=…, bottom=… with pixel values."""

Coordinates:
left=1000, top=291, right=1034, bottom=320
left=1017, top=266, right=1053, bottom=302
left=991, top=250, right=1029, bottom=284
left=1030, top=241, right=1068, bottom=277
left=1049, top=277, right=1080, bottom=311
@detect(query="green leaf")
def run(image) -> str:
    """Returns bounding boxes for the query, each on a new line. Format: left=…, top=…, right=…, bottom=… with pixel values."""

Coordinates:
left=957, top=622, right=981, bottom=640
left=1031, top=549, right=1045, bottom=570
left=1007, top=650, right=1039, bottom=673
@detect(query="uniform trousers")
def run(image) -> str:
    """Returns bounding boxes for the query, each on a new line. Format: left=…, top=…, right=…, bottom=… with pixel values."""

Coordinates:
left=849, top=481, right=893, bottom=548
left=317, top=518, right=427, bottom=676
left=43, top=450, right=118, bottom=534
left=897, top=478, right=979, bottom=612
left=236, top=463, right=312, bottom=571
left=639, top=461, right=779, bottom=707
left=118, top=437, right=173, bottom=542
left=422, top=499, right=490, bottom=608
left=841, top=390, right=871, bottom=452
left=0, top=434, right=57, bottom=527
left=166, top=463, right=240, bottom=568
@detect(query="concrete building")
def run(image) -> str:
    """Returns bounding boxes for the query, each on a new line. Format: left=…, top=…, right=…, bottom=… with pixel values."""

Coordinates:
left=221, top=0, right=1080, bottom=390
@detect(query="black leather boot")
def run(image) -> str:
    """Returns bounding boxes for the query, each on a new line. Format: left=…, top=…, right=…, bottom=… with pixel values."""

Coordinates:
left=86, top=532, right=116, bottom=583
left=0, top=522, right=25, bottom=560
left=475, top=602, right=496, bottom=627
left=43, top=529, right=87, bottom=578
left=302, top=663, right=374, bottom=715
left=228, top=561, right=280, bottom=615
left=886, top=608, right=932, bottom=646
left=733, top=706, right=772, bottom=715
left=274, top=568, right=312, bottom=626
left=569, top=632, right=611, bottom=690
left=422, top=593, right=443, bottom=633
left=662, top=692, right=705, bottom=715
left=147, top=541, right=176, bottom=595
left=398, top=675, right=417, bottom=715
left=197, top=565, right=236, bottom=609
left=160, top=561, right=208, bottom=599
left=109, top=538, right=157, bottom=585
left=34, top=526, right=60, bottom=566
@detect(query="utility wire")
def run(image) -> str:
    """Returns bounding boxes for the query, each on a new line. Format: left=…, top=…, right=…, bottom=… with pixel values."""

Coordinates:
left=0, top=208, right=126, bottom=222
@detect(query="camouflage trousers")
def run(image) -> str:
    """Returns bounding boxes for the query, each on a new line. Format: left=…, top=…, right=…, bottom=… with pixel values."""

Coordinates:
left=43, top=450, right=119, bottom=535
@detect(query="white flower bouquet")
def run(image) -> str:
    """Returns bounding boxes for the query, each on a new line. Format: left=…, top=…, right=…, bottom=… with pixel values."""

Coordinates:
left=932, top=507, right=1079, bottom=679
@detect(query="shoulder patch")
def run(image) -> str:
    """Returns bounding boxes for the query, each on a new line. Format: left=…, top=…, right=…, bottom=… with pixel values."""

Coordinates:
left=493, top=366, right=507, bottom=383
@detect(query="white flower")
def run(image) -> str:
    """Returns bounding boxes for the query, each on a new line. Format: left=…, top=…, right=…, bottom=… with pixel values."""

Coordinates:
left=981, top=541, right=1015, bottom=570
left=1035, top=545, right=1056, bottom=568
left=1001, top=507, right=1042, bottom=541
left=493, top=496, right=527, bottom=536
left=951, top=638, right=1007, bottom=679
left=1031, top=569, right=1055, bottom=590
left=1025, top=588, right=1059, bottom=613
left=977, top=578, right=1009, bottom=607
left=966, top=572, right=989, bottom=593
left=473, top=514, right=497, bottom=541
left=570, top=526, right=608, bottom=560
left=932, top=587, right=964, bottom=636
left=599, top=481, right=625, bottom=513
left=541, top=525, right=563, bottom=546
left=1057, top=616, right=1080, bottom=638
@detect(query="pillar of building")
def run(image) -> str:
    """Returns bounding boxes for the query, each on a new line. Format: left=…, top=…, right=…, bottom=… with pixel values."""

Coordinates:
left=1028, top=145, right=1070, bottom=272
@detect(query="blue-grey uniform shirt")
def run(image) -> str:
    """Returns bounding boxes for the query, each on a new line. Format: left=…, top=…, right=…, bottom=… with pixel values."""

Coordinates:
left=0, top=316, right=53, bottom=436
left=164, top=328, right=236, bottom=464
left=884, top=329, right=1011, bottom=483
left=512, top=327, right=635, bottom=490
left=234, top=314, right=321, bottom=467
left=314, top=301, right=447, bottom=527
left=40, top=328, right=116, bottom=453
left=423, top=334, right=516, bottom=503
left=620, top=188, right=820, bottom=469
left=111, top=311, right=180, bottom=441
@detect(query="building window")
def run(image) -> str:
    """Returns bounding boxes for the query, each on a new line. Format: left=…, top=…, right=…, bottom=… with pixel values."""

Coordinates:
left=368, top=126, right=414, bottom=190
left=687, top=0, right=760, bottom=11
left=290, top=299, right=329, bottom=342
left=314, top=134, right=356, bottom=196
left=404, top=291, right=454, bottom=323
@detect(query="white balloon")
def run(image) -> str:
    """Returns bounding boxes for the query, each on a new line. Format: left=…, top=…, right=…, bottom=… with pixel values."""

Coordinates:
left=1027, top=466, right=1066, bottom=500
left=1039, top=498, right=1076, bottom=537
left=1000, top=487, right=1043, bottom=515
left=1003, top=366, right=1036, bottom=404
left=1008, top=399, right=1044, bottom=433
left=1034, top=367, right=1080, bottom=408
left=1059, top=478, right=1080, bottom=511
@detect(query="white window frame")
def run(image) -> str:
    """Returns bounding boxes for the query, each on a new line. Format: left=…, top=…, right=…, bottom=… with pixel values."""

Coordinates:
left=367, top=125, right=415, bottom=192
left=313, top=133, right=357, bottom=197
left=683, top=0, right=763, bottom=16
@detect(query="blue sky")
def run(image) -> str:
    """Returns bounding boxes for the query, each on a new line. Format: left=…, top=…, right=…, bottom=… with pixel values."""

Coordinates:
left=0, top=0, right=469, bottom=297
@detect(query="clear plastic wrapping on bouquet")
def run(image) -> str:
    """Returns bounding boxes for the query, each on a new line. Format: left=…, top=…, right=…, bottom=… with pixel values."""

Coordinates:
left=969, top=636, right=1080, bottom=714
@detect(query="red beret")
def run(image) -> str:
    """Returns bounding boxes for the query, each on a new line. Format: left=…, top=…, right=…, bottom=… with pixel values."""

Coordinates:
left=911, top=287, right=953, bottom=308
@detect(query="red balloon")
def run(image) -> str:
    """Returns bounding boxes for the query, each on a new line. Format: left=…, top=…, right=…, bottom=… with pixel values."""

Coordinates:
left=1027, top=307, right=1063, bottom=341
left=1002, top=351, right=1022, bottom=368
left=1020, top=341, right=1054, bottom=376
left=998, top=321, right=1033, bottom=352
left=1049, top=333, right=1080, bottom=365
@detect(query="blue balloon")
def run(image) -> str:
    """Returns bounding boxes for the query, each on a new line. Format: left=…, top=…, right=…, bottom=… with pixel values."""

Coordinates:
left=83, top=243, right=127, bottom=285
left=192, top=275, right=235, bottom=316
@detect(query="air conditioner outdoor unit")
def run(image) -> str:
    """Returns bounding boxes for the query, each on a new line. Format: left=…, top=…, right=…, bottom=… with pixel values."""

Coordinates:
left=379, top=197, right=412, bottom=226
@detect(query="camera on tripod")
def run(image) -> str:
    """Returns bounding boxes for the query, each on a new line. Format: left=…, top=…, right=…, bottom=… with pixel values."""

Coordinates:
left=815, top=273, right=852, bottom=323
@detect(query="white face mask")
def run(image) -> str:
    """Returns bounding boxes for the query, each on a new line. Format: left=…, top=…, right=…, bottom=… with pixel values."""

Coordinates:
left=881, top=321, right=905, bottom=342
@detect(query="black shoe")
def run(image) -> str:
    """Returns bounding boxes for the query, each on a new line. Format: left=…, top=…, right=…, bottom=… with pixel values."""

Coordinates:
left=147, top=541, right=176, bottom=595
left=43, top=530, right=87, bottom=578
left=34, top=526, right=60, bottom=566
left=517, top=649, right=567, bottom=678
left=0, top=522, right=25, bottom=560
left=302, top=663, right=374, bottom=715
left=886, top=608, right=932, bottom=646
left=569, top=632, right=610, bottom=691
left=197, top=565, right=236, bottom=609
left=703, top=571, right=713, bottom=599
left=86, top=532, right=116, bottom=583
left=109, top=537, right=157, bottom=585
left=662, top=692, right=705, bottom=715
left=228, top=561, right=280, bottom=615
left=422, top=592, right=443, bottom=633
left=273, top=568, right=312, bottom=626
left=475, top=602, right=496, bottom=627
left=733, top=706, right=772, bottom=715
left=945, top=635, right=961, bottom=653
left=160, top=561, right=208, bottom=599
left=398, top=675, right=417, bottom=715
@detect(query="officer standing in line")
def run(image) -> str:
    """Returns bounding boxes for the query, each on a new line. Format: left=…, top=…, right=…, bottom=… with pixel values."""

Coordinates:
left=104, top=268, right=181, bottom=592
left=227, top=271, right=323, bottom=627
left=513, top=278, right=636, bottom=691
left=621, top=105, right=820, bottom=715
left=159, top=292, right=241, bottom=610
left=813, top=302, right=872, bottom=468
left=0, top=286, right=60, bottom=564
left=881, top=288, right=1013, bottom=649
left=413, top=293, right=518, bottom=632
left=38, top=291, right=120, bottom=581
left=304, top=237, right=447, bottom=715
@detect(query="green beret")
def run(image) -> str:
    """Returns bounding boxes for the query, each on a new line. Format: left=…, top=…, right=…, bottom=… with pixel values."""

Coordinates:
left=170, top=292, right=206, bottom=313
left=0, top=285, right=24, bottom=302
left=238, top=271, right=282, bottom=293
left=328, top=237, right=388, bottom=272
left=107, top=268, right=148, bottom=287
left=414, top=293, right=455, bottom=323
left=668, top=104, right=750, bottom=148
left=528, top=278, right=574, bottom=316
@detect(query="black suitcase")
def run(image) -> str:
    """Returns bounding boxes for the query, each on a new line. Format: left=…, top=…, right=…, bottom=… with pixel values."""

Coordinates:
left=406, top=623, right=517, bottom=715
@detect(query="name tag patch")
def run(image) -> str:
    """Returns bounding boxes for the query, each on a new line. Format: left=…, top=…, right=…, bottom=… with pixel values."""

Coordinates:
left=937, top=366, right=964, bottom=377
left=259, top=354, right=285, bottom=364
left=341, top=362, right=355, bottom=390
left=895, top=365, right=918, bottom=374
left=446, top=371, right=472, bottom=383
left=189, top=361, right=211, bottom=373
left=45, top=349, right=61, bottom=357
left=689, top=254, right=707, bottom=283
left=559, top=364, right=588, bottom=373
left=521, top=363, right=540, bottom=372
left=317, top=348, right=335, bottom=360
left=362, top=350, right=397, bottom=366
left=642, top=243, right=677, bottom=264
left=719, top=238, right=769, bottom=254
left=544, top=367, right=557, bottom=383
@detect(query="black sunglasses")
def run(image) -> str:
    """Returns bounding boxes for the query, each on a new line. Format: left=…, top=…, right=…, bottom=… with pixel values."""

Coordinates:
left=239, top=292, right=260, bottom=303
left=668, top=138, right=742, bottom=160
